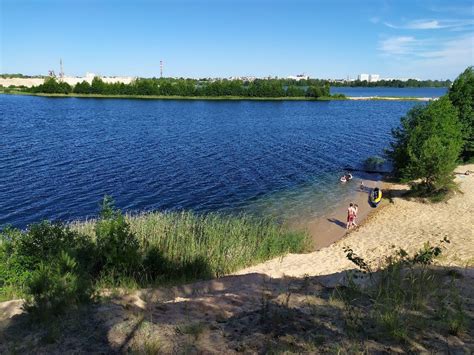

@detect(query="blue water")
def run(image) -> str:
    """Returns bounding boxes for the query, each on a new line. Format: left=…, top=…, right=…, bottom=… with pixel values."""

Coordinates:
left=331, top=87, right=447, bottom=98
left=0, top=94, right=419, bottom=228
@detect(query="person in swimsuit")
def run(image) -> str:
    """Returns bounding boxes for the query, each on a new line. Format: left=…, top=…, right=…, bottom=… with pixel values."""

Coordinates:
left=347, top=203, right=355, bottom=229
left=352, top=204, right=359, bottom=227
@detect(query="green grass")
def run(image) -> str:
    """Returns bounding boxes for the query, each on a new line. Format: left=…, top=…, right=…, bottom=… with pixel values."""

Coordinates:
left=71, top=211, right=311, bottom=282
left=1, top=210, right=310, bottom=304
left=0, top=91, right=347, bottom=101
left=336, top=241, right=469, bottom=343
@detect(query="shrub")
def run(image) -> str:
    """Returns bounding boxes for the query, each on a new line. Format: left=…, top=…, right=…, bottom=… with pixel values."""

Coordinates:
left=0, top=222, right=96, bottom=297
left=448, top=66, right=474, bottom=162
left=24, top=251, right=91, bottom=318
left=95, top=196, right=141, bottom=275
left=388, top=96, right=463, bottom=193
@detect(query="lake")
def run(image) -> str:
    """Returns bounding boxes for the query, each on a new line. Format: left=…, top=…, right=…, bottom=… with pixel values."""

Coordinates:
left=0, top=94, right=421, bottom=228
left=331, top=87, right=447, bottom=98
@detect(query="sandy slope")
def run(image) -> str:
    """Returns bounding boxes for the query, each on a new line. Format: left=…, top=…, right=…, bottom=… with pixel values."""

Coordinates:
left=237, top=164, right=474, bottom=278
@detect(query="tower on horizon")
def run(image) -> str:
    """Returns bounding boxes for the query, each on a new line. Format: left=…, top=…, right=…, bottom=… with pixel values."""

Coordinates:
left=59, top=58, right=64, bottom=79
left=160, top=60, right=163, bottom=78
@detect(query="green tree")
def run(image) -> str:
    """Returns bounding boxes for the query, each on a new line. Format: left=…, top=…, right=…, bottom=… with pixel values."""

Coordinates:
left=90, top=76, right=106, bottom=94
left=306, top=86, right=324, bottom=98
left=73, top=80, right=92, bottom=94
left=448, top=66, right=474, bottom=162
left=388, top=96, right=463, bottom=192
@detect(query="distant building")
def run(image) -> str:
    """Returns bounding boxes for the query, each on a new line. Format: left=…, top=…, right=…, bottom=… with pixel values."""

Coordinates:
left=358, top=73, right=381, bottom=82
left=287, top=74, right=309, bottom=81
left=369, top=74, right=380, bottom=82
left=358, top=73, right=369, bottom=81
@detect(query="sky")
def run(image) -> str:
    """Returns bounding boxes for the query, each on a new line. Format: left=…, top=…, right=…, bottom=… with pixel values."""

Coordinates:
left=1, top=0, right=473, bottom=79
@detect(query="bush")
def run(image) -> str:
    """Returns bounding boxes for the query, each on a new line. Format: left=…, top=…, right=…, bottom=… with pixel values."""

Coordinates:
left=448, top=66, right=474, bottom=162
left=388, top=96, right=463, bottom=193
left=0, top=222, right=96, bottom=316
left=0, top=222, right=96, bottom=295
left=95, top=196, right=141, bottom=275
left=24, top=252, right=91, bottom=318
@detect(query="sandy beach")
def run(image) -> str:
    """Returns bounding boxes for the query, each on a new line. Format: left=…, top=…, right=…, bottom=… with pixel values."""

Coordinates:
left=237, top=164, right=474, bottom=278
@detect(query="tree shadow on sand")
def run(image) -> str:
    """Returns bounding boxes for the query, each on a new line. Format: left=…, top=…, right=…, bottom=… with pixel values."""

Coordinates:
left=2, top=263, right=472, bottom=353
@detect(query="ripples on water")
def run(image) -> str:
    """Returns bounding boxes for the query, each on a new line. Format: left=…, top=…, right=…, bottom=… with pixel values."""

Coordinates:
left=0, top=95, right=420, bottom=228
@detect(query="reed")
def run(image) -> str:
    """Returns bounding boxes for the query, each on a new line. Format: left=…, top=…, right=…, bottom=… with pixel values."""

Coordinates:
left=71, top=211, right=310, bottom=282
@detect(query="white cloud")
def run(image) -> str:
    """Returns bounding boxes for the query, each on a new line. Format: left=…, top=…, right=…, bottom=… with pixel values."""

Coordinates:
left=378, top=33, right=474, bottom=79
left=378, top=36, right=418, bottom=55
left=384, top=19, right=473, bottom=30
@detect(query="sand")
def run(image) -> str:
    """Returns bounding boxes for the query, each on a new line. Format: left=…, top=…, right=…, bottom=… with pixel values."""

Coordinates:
left=292, top=177, right=385, bottom=250
left=348, top=96, right=435, bottom=101
left=237, top=164, right=474, bottom=278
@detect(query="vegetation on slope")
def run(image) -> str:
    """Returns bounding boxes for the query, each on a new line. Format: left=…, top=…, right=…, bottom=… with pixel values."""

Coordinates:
left=448, top=66, right=474, bottom=162
left=0, top=196, right=309, bottom=316
left=387, top=66, right=473, bottom=198
left=1, top=239, right=470, bottom=353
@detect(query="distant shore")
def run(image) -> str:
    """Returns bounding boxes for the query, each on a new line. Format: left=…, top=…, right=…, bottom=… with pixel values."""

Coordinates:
left=0, top=91, right=344, bottom=101
left=1, top=91, right=437, bottom=101
left=348, top=96, right=436, bottom=101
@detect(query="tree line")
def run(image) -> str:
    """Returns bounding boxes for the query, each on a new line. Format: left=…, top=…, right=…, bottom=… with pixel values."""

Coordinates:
left=388, top=66, right=473, bottom=196
left=28, top=77, right=334, bottom=98
left=332, top=78, right=451, bottom=88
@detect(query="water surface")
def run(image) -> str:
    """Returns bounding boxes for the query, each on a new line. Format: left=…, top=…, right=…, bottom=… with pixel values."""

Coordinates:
left=0, top=94, right=419, bottom=228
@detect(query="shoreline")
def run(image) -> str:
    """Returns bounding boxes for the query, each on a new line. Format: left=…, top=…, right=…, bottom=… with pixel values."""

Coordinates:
left=2, top=91, right=437, bottom=102
left=236, top=163, right=474, bottom=278
left=291, top=176, right=387, bottom=250
left=348, top=96, right=436, bottom=101
left=0, top=91, right=343, bottom=101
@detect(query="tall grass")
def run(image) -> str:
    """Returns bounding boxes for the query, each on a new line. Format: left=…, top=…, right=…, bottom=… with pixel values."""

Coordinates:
left=71, top=211, right=310, bottom=282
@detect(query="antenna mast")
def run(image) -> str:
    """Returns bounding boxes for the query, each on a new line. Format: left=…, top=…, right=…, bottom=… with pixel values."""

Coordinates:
left=59, top=58, right=64, bottom=79
left=160, top=60, right=163, bottom=78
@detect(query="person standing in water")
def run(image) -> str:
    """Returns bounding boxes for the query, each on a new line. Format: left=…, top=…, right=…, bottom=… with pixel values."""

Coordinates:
left=346, top=203, right=355, bottom=229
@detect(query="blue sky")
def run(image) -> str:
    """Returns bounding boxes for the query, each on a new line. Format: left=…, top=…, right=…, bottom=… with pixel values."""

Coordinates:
left=1, top=0, right=473, bottom=79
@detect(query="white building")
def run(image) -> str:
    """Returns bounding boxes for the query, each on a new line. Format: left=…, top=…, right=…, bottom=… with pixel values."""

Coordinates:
left=358, top=73, right=381, bottom=82
left=287, top=74, right=309, bottom=81
left=369, top=74, right=380, bottom=82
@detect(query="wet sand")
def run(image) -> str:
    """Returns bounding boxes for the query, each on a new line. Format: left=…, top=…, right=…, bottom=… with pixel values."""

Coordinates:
left=292, top=177, right=385, bottom=250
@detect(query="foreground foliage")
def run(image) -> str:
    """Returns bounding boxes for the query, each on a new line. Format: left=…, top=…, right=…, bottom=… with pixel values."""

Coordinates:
left=448, top=66, right=474, bottom=162
left=388, top=96, right=463, bottom=194
left=338, top=238, right=468, bottom=343
left=2, top=239, right=470, bottom=353
left=0, top=197, right=309, bottom=316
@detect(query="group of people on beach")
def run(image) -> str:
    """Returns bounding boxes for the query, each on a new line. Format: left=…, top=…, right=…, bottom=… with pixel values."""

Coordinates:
left=346, top=202, right=358, bottom=229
